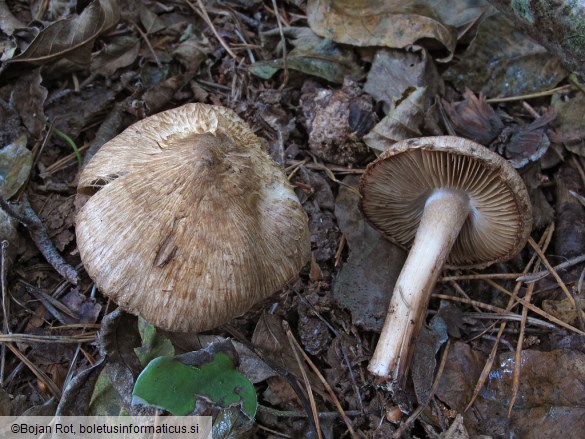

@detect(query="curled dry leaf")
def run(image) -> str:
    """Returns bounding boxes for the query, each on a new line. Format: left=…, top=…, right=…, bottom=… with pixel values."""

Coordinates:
left=364, top=86, right=427, bottom=154
left=496, top=110, right=556, bottom=168
left=442, top=89, right=503, bottom=146
left=8, top=0, right=120, bottom=66
left=90, top=35, right=140, bottom=77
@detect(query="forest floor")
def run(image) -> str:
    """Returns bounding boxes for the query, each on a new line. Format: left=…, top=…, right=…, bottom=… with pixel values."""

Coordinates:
left=1, top=1, right=585, bottom=438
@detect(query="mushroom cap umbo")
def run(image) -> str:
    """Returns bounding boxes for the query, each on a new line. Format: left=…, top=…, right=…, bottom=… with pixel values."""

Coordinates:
left=359, top=136, right=532, bottom=269
left=76, top=104, right=310, bottom=332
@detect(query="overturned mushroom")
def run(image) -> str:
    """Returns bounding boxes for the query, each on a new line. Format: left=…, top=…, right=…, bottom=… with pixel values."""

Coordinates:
left=359, top=136, right=532, bottom=384
left=76, top=104, right=310, bottom=332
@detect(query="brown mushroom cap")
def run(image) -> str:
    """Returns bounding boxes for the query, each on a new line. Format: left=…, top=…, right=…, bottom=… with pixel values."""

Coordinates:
left=76, top=104, right=310, bottom=332
left=360, top=136, right=532, bottom=269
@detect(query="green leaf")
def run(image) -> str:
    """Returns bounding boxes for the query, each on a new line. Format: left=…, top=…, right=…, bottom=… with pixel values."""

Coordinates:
left=134, top=317, right=175, bottom=367
left=132, top=353, right=257, bottom=418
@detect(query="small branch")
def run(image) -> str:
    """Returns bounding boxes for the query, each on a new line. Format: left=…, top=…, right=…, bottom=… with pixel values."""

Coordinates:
left=0, top=196, right=78, bottom=285
left=186, top=0, right=238, bottom=60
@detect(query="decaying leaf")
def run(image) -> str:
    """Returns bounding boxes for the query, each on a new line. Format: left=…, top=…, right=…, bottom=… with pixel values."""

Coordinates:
left=442, top=89, right=503, bottom=146
left=9, top=0, right=120, bottom=66
left=444, top=13, right=566, bottom=97
left=249, top=27, right=363, bottom=84
left=542, top=298, right=583, bottom=326
left=364, top=86, right=427, bottom=153
left=90, top=35, right=140, bottom=77
left=364, top=47, right=441, bottom=112
left=496, top=110, right=556, bottom=168
left=139, top=6, right=164, bottom=34
left=0, top=135, right=32, bottom=199
left=332, top=176, right=406, bottom=331
left=307, top=0, right=458, bottom=62
left=8, top=69, right=48, bottom=137
left=554, top=165, right=585, bottom=258
left=438, top=343, right=585, bottom=437
left=98, top=310, right=145, bottom=412
left=411, top=315, right=448, bottom=404
left=133, top=317, right=175, bottom=367
left=551, top=92, right=585, bottom=156
left=251, top=314, right=326, bottom=396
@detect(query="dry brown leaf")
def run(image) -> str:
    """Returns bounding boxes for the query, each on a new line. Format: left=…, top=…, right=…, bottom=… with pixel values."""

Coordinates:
left=9, top=0, right=120, bottom=66
left=307, top=0, right=457, bottom=62
left=363, top=86, right=427, bottom=153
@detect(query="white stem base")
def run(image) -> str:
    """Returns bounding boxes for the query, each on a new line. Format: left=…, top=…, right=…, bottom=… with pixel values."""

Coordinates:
left=368, top=190, right=469, bottom=384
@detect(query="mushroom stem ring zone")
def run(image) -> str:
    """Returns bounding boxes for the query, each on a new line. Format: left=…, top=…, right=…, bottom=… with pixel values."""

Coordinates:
left=359, top=136, right=532, bottom=385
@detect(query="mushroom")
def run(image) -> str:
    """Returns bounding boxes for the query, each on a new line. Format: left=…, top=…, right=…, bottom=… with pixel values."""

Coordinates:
left=76, top=104, right=310, bottom=332
left=359, top=136, right=532, bottom=383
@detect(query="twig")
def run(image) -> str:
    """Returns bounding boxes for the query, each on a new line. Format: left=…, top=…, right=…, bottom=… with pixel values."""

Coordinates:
left=485, top=84, right=574, bottom=103
left=295, top=292, right=364, bottom=412
left=449, top=280, right=483, bottom=313
left=508, top=276, right=536, bottom=417
left=461, top=312, right=555, bottom=330
left=285, top=159, right=365, bottom=175
left=132, top=21, right=162, bottom=68
left=0, top=333, right=96, bottom=344
left=527, top=237, right=577, bottom=309
left=440, top=272, right=522, bottom=282
left=282, top=321, right=322, bottom=439
left=334, top=234, right=346, bottom=267
left=0, top=241, right=9, bottom=385
left=4, top=343, right=61, bottom=398
left=464, top=226, right=552, bottom=412
left=271, top=0, right=288, bottom=87
left=256, top=424, right=292, bottom=438
left=393, top=340, right=451, bottom=438
left=0, top=196, right=78, bottom=285
left=283, top=321, right=358, bottom=439
left=186, top=0, right=238, bottom=60
left=516, top=253, right=585, bottom=283
left=257, top=405, right=362, bottom=418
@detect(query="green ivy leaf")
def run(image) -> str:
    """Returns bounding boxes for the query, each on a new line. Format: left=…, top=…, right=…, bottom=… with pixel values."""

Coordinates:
left=132, top=352, right=257, bottom=418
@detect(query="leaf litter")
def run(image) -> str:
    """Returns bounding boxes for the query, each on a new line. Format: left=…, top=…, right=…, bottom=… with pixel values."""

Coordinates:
left=1, top=0, right=585, bottom=437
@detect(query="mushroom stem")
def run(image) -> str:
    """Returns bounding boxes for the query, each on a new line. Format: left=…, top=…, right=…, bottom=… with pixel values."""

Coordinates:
left=368, top=189, right=469, bottom=383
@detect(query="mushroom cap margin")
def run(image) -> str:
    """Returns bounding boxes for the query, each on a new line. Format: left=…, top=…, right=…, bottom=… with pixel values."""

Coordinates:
left=359, top=136, right=532, bottom=269
left=76, top=104, right=311, bottom=332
